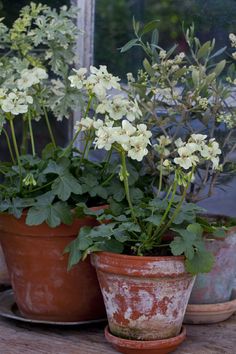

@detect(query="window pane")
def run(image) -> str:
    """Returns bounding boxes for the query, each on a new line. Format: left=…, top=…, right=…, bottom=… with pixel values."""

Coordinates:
left=94, top=0, right=236, bottom=78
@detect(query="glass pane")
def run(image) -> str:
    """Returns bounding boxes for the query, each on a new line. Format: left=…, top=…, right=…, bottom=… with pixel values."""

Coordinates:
left=94, top=0, right=236, bottom=78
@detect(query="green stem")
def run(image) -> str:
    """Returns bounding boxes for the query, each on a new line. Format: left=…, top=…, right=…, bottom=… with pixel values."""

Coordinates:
left=158, top=158, right=163, bottom=195
left=9, top=117, right=22, bottom=189
left=2, top=128, right=15, bottom=164
left=43, top=106, right=56, bottom=148
left=159, top=172, right=193, bottom=238
left=120, top=151, right=137, bottom=223
left=9, top=118, right=21, bottom=167
left=21, top=118, right=28, bottom=154
left=152, top=180, right=178, bottom=241
left=28, top=111, right=36, bottom=156
left=61, top=94, right=94, bottom=158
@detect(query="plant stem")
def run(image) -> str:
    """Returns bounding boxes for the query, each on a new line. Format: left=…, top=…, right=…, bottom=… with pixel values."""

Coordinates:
left=43, top=105, right=56, bottom=148
left=21, top=118, right=28, bottom=154
left=9, top=117, right=22, bottom=189
left=158, top=158, right=163, bottom=195
left=28, top=111, right=36, bottom=156
left=9, top=118, right=21, bottom=167
left=2, top=128, right=15, bottom=164
left=120, top=150, right=137, bottom=223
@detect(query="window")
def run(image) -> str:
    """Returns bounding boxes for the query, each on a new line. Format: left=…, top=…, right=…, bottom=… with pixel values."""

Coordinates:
left=94, top=0, right=236, bottom=78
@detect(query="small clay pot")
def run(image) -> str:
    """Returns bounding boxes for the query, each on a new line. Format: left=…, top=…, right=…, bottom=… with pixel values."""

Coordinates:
left=0, top=207, right=106, bottom=322
left=91, top=252, right=195, bottom=341
left=105, top=325, right=186, bottom=354
left=189, top=225, right=236, bottom=305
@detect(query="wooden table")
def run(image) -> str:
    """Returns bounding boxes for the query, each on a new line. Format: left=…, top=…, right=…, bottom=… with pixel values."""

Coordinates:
left=0, top=311, right=235, bottom=354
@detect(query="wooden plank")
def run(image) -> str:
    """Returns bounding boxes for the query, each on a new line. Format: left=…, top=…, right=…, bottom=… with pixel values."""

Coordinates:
left=0, top=314, right=235, bottom=353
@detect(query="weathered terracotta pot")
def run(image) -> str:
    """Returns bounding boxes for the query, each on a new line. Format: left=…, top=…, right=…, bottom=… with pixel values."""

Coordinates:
left=0, top=209, right=106, bottom=322
left=91, top=252, right=195, bottom=341
left=189, top=226, right=236, bottom=305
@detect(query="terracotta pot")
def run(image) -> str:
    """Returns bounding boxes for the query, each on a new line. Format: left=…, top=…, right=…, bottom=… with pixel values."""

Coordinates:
left=0, top=208, right=106, bottom=322
left=91, top=252, right=195, bottom=341
left=189, top=226, right=236, bottom=305
left=104, top=325, right=186, bottom=354
left=0, top=244, right=10, bottom=285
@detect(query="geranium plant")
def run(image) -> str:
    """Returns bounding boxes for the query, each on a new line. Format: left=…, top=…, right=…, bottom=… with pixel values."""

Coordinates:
left=65, top=66, right=223, bottom=274
left=121, top=21, right=236, bottom=204
left=0, top=3, right=129, bottom=226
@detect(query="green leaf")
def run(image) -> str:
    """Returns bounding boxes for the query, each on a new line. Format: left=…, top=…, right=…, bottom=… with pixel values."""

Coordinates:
left=99, top=239, right=124, bottom=253
left=65, top=239, right=82, bottom=271
left=52, top=173, right=82, bottom=201
left=214, top=60, right=226, bottom=77
left=120, top=39, right=138, bottom=53
left=145, top=214, right=162, bottom=226
left=143, top=58, right=155, bottom=76
left=209, top=46, right=227, bottom=60
left=185, top=250, right=215, bottom=275
left=26, top=206, right=49, bottom=226
left=212, top=228, right=227, bottom=238
left=140, top=20, right=159, bottom=36
left=170, top=233, right=196, bottom=260
left=196, top=41, right=211, bottom=59
left=186, top=223, right=203, bottom=238
left=77, top=227, right=93, bottom=250
left=53, top=202, right=73, bottom=225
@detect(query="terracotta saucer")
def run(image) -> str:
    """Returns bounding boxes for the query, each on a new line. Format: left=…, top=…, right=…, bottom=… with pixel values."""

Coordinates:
left=184, top=287, right=236, bottom=324
left=104, top=325, right=186, bottom=354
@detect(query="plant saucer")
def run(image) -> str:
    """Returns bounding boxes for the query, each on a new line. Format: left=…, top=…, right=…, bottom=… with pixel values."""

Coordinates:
left=104, top=325, right=186, bottom=354
left=184, top=287, right=236, bottom=324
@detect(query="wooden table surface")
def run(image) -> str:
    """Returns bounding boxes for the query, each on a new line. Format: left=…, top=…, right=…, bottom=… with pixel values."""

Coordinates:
left=0, top=286, right=235, bottom=354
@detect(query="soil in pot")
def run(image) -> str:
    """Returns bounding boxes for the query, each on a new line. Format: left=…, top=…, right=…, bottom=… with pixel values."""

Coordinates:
left=91, top=252, right=195, bottom=341
left=0, top=209, right=106, bottom=322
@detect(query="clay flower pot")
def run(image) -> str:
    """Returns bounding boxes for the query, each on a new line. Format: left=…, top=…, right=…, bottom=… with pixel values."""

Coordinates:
left=91, top=252, right=195, bottom=346
left=0, top=208, right=106, bottom=322
left=0, top=244, right=10, bottom=285
left=184, top=225, right=236, bottom=324
left=189, top=226, right=236, bottom=305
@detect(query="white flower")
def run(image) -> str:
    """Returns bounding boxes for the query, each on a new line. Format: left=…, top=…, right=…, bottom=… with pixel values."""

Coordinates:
left=174, top=146, right=199, bottom=169
left=175, top=137, right=185, bottom=148
left=125, top=99, right=142, bottom=122
left=17, top=67, right=48, bottom=90
left=200, top=139, right=221, bottom=168
left=89, top=65, right=120, bottom=91
left=74, top=117, right=94, bottom=132
left=69, top=68, right=87, bottom=89
left=122, top=120, right=136, bottom=136
left=137, top=124, right=152, bottom=141
left=1, top=90, right=33, bottom=115
left=94, top=125, right=116, bottom=150
left=128, top=135, right=149, bottom=161
left=158, top=135, right=171, bottom=146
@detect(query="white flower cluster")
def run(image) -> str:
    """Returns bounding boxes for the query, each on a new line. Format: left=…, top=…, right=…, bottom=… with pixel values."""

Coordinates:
left=173, top=134, right=221, bottom=170
left=71, top=66, right=151, bottom=162
left=1, top=89, right=33, bottom=115
left=69, top=65, right=121, bottom=100
left=96, top=95, right=141, bottom=122
left=17, top=67, right=48, bottom=90
left=154, top=135, right=172, bottom=157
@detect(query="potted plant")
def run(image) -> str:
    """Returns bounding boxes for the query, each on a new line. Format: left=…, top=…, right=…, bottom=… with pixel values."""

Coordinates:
left=0, top=3, right=124, bottom=322
left=65, top=63, right=221, bottom=352
left=119, top=20, right=236, bottom=323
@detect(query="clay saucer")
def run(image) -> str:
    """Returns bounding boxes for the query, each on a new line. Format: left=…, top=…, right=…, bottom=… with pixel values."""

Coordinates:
left=104, top=325, right=186, bottom=354
left=184, top=287, right=236, bottom=324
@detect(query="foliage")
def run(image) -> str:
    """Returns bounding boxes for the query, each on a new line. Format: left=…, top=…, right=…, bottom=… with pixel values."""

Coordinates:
left=121, top=20, right=236, bottom=203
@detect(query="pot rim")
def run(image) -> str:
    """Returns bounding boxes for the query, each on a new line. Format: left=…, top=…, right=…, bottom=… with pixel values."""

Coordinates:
left=92, top=251, right=185, bottom=262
